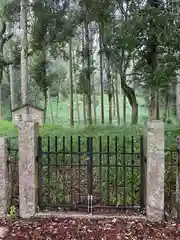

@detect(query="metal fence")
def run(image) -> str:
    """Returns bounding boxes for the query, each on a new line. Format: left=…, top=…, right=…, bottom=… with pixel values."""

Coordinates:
left=37, top=135, right=145, bottom=213
left=7, top=137, right=19, bottom=209
left=165, top=148, right=180, bottom=221
left=6, top=135, right=180, bottom=219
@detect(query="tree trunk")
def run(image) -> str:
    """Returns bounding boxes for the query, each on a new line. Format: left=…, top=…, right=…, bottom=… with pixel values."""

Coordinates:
left=56, top=82, right=61, bottom=118
left=121, top=77, right=138, bottom=124
left=68, top=0, right=73, bottom=127
left=171, top=83, right=176, bottom=116
left=132, top=101, right=138, bottom=124
left=90, top=23, right=96, bottom=124
left=115, top=71, right=120, bottom=124
left=123, top=91, right=126, bottom=123
left=83, top=94, right=87, bottom=124
left=20, top=0, right=28, bottom=105
left=149, top=88, right=160, bottom=120
left=7, top=22, right=15, bottom=111
left=73, top=49, right=80, bottom=125
left=107, top=56, right=112, bottom=124
left=112, top=81, right=116, bottom=117
left=99, top=23, right=104, bottom=124
left=148, top=87, right=156, bottom=120
left=81, top=25, right=87, bottom=125
left=47, top=88, right=54, bottom=124
left=69, top=37, right=74, bottom=127
left=176, top=77, right=180, bottom=122
left=84, top=15, right=92, bottom=125
left=156, top=89, right=160, bottom=120
left=75, top=90, right=80, bottom=124
left=43, top=90, right=48, bottom=123
left=9, top=65, right=15, bottom=110
left=164, top=91, right=169, bottom=122
left=0, top=20, right=14, bottom=119
left=108, top=92, right=112, bottom=124
left=92, top=81, right=97, bottom=124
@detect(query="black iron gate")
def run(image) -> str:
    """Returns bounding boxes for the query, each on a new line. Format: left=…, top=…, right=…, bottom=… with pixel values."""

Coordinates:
left=37, top=135, right=145, bottom=214
left=165, top=139, right=180, bottom=222
left=7, top=137, right=19, bottom=210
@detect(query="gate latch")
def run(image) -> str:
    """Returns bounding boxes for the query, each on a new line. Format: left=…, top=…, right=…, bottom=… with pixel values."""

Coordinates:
left=87, top=195, right=93, bottom=215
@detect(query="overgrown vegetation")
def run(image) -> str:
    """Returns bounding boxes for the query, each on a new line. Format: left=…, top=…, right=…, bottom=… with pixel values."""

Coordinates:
left=2, top=118, right=180, bottom=149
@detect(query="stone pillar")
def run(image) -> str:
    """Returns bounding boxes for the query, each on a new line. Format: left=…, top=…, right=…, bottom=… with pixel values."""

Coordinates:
left=145, top=120, right=164, bottom=221
left=0, top=138, right=8, bottom=217
left=18, top=121, right=39, bottom=218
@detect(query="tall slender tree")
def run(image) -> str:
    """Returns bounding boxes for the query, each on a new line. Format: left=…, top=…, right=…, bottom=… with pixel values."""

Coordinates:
left=84, top=7, right=92, bottom=124
left=99, top=24, right=104, bottom=124
left=20, top=0, right=28, bottom=105
left=69, top=1, right=74, bottom=127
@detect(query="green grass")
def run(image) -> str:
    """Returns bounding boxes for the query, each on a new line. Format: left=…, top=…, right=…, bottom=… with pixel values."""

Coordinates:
left=44, top=94, right=148, bottom=126
left=1, top=118, right=180, bottom=149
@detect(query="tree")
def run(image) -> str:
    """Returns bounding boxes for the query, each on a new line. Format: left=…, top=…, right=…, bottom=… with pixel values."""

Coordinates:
left=132, top=0, right=180, bottom=120
left=20, top=0, right=28, bottom=105
left=68, top=0, right=74, bottom=127
left=99, top=23, right=104, bottom=124
left=100, top=2, right=139, bottom=124
left=0, top=0, right=16, bottom=118
left=30, top=0, right=78, bottom=122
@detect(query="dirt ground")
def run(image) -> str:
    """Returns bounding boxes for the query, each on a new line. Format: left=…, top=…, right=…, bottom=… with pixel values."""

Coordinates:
left=0, top=216, right=180, bottom=240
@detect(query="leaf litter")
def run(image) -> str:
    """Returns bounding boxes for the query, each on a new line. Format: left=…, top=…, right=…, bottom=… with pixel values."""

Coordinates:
left=0, top=217, right=180, bottom=239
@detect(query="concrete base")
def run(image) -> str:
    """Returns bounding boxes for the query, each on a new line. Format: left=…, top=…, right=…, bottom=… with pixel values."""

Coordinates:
left=35, top=211, right=146, bottom=220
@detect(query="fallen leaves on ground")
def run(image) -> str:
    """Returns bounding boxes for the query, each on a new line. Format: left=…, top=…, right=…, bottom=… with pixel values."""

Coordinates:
left=0, top=217, right=180, bottom=240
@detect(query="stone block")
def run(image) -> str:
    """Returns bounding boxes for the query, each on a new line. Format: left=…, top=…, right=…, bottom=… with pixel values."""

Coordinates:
left=145, top=120, right=164, bottom=221
left=0, top=138, right=8, bottom=217
left=18, top=121, right=39, bottom=218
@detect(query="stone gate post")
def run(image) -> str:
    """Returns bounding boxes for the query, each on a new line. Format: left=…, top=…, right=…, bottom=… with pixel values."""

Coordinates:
left=0, top=138, right=8, bottom=217
left=18, top=120, right=39, bottom=218
left=144, top=120, right=165, bottom=221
